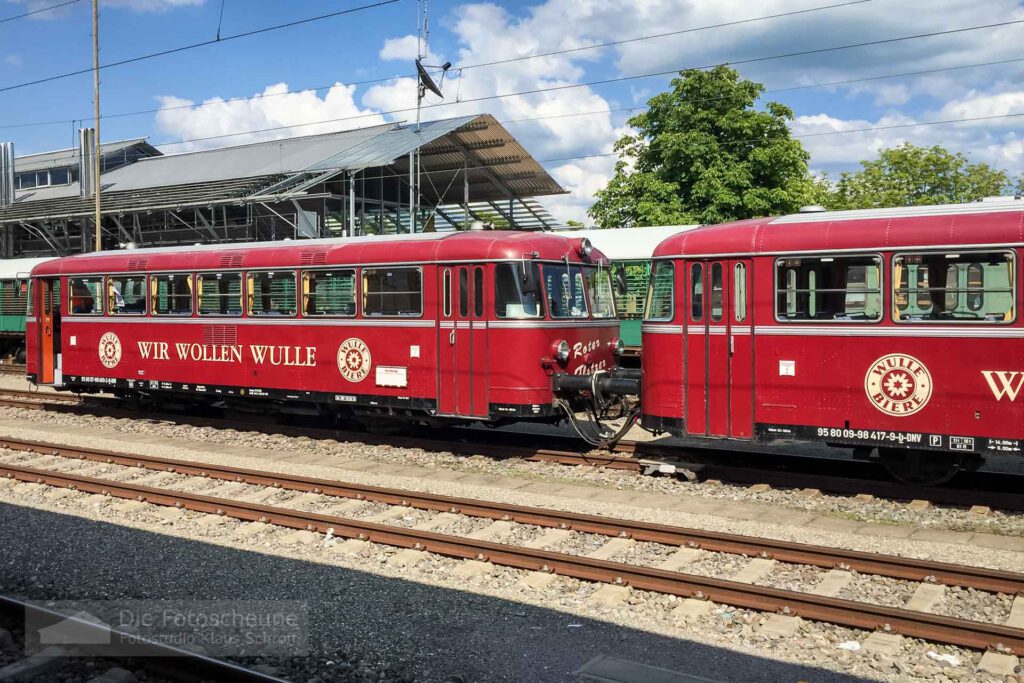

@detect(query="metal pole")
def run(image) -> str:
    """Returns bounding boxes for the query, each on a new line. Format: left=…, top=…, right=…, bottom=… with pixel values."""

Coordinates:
left=349, top=171, right=356, bottom=237
left=92, top=0, right=101, bottom=252
left=463, top=155, right=469, bottom=230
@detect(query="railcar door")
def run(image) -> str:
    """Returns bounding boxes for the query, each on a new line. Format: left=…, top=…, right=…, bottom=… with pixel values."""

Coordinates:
left=685, top=259, right=753, bottom=438
left=728, top=260, right=753, bottom=438
left=37, top=278, right=60, bottom=385
left=705, top=261, right=730, bottom=436
left=437, top=266, right=488, bottom=418
left=684, top=262, right=707, bottom=435
left=438, top=268, right=456, bottom=414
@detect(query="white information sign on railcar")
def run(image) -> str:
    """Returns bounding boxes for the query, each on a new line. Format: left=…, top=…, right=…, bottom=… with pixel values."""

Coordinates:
left=375, top=366, right=408, bottom=388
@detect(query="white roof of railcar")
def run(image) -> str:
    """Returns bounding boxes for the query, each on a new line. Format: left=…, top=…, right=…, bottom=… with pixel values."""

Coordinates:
left=0, top=257, right=55, bottom=280
left=554, top=225, right=701, bottom=260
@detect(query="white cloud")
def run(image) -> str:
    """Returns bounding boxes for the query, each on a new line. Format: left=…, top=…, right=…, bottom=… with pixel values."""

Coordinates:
left=154, top=82, right=385, bottom=152
left=144, top=0, right=1024, bottom=223
left=545, top=155, right=618, bottom=224
left=379, top=35, right=420, bottom=62
left=4, top=54, right=21, bottom=67
left=792, top=88, right=1024, bottom=174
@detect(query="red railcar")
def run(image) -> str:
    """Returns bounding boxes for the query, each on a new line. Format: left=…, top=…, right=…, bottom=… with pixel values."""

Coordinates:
left=26, top=231, right=622, bottom=426
left=640, top=200, right=1024, bottom=483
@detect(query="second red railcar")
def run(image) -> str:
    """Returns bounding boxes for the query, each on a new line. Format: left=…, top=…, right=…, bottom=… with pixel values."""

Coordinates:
left=640, top=200, right=1024, bottom=483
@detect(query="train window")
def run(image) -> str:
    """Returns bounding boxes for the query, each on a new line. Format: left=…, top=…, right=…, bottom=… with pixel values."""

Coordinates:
left=494, top=263, right=543, bottom=318
left=690, top=263, right=703, bottom=322
left=893, top=252, right=1015, bottom=323
left=362, top=267, right=422, bottom=317
left=710, top=263, right=724, bottom=322
left=68, top=277, right=102, bottom=315
left=442, top=270, right=452, bottom=317
left=775, top=255, right=882, bottom=322
left=587, top=268, right=616, bottom=318
left=0, top=279, right=26, bottom=316
left=303, top=270, right=355, bottom=316
left=459, top=268, right=469, bottom=317
left=644, top=261, right=674, bottom=321
left=151, top=274, right=193, bottom=316
left=474, top=267, right=484, bottom=317
left=107, top=275, right=147, bottom=315
left=247, top=271, right=297, bottom=317
left=543, top=263, right=588, bottom=318
left=197, top=272, right=242, bottom=316
left=734, top=263, right=747, bottom=322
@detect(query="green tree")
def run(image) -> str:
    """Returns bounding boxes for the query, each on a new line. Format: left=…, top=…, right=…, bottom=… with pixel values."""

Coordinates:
left=830, top=143, right=1011, bottom=209
left=589, top=65, right=817, bottom=227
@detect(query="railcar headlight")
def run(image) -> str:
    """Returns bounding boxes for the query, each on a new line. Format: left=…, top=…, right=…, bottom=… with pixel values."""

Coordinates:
left=611, top=338, right=624, bottom=356
left=554, top=339, right=570, bottom=363
left=578, top=238, right=593, bottom=259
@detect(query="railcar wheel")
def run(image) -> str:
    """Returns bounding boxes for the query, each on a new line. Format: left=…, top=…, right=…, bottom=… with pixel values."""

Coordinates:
left=879, top=448, right=976, bottom=486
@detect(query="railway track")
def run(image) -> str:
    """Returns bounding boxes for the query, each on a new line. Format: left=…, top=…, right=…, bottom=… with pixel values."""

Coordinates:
left=3, top=387, right=1024, bottom=513
left=1, top=436, right=1023, bottom=653
left=0, top=593, right=286, bottom=682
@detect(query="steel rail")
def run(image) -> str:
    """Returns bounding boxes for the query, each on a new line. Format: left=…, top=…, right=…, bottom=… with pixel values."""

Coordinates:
left=2, top=461, right=1022, bottom=652
left=4, top=435, right=1022, bottom=595
left=0, top=594, right=289, bottom=682
left=8, top=391, right=1024, bottom=513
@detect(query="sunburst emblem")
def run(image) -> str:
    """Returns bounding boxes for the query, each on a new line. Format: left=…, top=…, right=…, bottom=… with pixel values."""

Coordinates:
left=336, top=338, right=371, bottom=383
left=864, top=354, right=932, bottom=417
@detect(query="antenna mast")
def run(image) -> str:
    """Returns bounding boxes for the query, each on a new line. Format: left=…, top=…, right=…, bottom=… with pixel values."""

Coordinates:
left=92, top=0, right=101, bottom=252
left=409, top=0, right=428, bottom=232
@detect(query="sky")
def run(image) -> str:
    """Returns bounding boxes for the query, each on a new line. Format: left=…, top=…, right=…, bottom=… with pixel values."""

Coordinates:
left=2, top=0, right=1024, bottom=223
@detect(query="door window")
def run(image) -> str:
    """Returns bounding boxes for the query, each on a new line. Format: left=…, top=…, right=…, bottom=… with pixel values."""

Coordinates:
left=734, top=263, right=747, bottom=322
left=474, top=267, right=484, bottom=317
left=690, top=264, right=703, bottom=322
left=710, top=263, right=723, bottom=322
left=442, top=269, right=451, bottom=317
left=459, top=268, right=469, bottom=317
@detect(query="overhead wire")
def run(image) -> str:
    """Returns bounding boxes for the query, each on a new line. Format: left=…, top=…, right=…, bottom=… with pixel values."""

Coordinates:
left=0, top=0, right=401, bottom=95
left=145, top=16, right=1024, bottom=149
left=0, top=0, right=871, bottom=129
left=0, top=0, right=79, bottom=25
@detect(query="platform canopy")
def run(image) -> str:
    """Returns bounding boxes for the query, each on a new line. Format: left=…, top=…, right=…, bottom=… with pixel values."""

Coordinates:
left=0, top=114, right=565, bottom=226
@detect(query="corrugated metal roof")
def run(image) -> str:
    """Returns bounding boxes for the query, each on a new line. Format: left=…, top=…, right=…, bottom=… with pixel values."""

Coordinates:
left=2, top=114, right=565, bottom=223
left=13, top=138, right=152, bottom=173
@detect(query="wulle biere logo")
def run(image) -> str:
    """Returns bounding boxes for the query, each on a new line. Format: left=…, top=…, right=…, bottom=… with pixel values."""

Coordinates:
left=864, top=354, right=932, bottom=417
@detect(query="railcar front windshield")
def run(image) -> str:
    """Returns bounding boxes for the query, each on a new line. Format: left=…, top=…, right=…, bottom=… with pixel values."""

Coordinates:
left=495, top=263, right=543, bottom=318
left=543, top=262, right=589, bottom=318
left=586, top=267, right=616, bottom=318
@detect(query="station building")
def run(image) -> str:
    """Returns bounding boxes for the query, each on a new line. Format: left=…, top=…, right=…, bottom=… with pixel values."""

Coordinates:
left=0, top=114, right=565, bottom=258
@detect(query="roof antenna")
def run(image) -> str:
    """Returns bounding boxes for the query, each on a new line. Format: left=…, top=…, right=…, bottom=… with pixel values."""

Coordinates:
left=410, top=0, right=451, bottom=233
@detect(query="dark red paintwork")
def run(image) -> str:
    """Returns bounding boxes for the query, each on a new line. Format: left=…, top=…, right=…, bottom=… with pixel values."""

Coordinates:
left=27, top=231, right=619, bottom=422
left=641, top=204, right=1024, bottom=458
